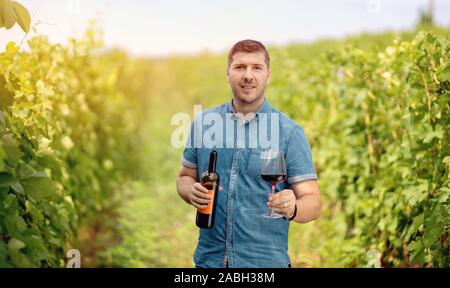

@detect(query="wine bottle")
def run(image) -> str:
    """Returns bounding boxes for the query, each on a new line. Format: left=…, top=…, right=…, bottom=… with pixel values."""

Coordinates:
left=196, top=150, right=220, bottom=229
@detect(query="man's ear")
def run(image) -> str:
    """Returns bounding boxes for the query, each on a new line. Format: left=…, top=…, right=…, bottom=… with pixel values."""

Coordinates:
left=267, top=69, right=271, bottom=83
left=226, top=69, right=230, bottom=83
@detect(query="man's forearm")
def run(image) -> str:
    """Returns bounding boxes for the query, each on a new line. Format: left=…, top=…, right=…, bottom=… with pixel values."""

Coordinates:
left=292, top=195, right=321, bottom=223
left=176, top=176, right=196, bottom=204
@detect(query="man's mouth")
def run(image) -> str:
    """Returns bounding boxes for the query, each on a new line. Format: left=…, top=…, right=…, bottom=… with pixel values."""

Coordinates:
left=240, top=84, right=256, bottom=89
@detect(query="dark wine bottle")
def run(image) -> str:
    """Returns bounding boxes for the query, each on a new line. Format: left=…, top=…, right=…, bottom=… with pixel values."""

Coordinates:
left=196, top=150, right=220, bottom=229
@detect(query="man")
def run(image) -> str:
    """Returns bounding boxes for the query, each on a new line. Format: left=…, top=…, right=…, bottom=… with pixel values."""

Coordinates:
left=176, top=39, right=321, bottom=268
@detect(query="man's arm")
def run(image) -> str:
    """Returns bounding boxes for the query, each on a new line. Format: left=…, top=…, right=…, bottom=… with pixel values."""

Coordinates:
left=290, top=180, right=321, bottom=223
left=176, top=165, right=211, bottom=210
left=268, top=180, right=321, bottom=224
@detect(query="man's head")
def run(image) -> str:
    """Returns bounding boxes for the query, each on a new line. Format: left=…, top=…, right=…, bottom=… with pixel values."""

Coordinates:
left=227, top=39, right=271, bottom=105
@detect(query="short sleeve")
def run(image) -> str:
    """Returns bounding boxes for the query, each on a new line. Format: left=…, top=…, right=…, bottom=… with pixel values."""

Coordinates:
left=285, top=126, right=318, bottom=184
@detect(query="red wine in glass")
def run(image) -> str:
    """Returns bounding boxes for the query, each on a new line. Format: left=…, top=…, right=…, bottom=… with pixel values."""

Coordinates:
left=260, top=151, right=287, bottom=218
left=261, top=174, right=287, bottom=185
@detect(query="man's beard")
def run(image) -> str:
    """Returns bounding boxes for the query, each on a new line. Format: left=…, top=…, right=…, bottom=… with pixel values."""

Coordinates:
left=233, top=87, right=266, bottom=104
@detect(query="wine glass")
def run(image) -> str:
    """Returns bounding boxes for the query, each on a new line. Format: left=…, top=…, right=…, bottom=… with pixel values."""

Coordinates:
left=260, top=150, right=287, bottom=218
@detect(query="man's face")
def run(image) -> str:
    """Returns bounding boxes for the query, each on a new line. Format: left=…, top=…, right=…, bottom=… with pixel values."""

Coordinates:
left=227, top=51, right=271, bottom=104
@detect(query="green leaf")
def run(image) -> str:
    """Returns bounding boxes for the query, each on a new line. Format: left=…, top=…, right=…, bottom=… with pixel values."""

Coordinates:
left=4, top=214, right=27, bottom=237
left=25, top=200, right=44, bottom=223
left=0, top=0, right=17, bottom=29
left=0, top=145, right=6, bottom=172
left=0, top=172, right=16, bottom=187
left=22, top=235, right=51, bottom=261
left=437, top=65, right=450, bottom=82
left=8, top=249, right=35, bottom=267
left=0, top=76, right=14, bottom=109
left=0, top=186, right=8, bottom=202
left=1, top=134, right=22, bottom=162
left=3, top=193, right=18, bottom=210
left=4, top=41, right=19, bottom=57
left=411, top=214, right=424, bottom=233
left=12, top=1, right=30, bottom=33
left=15, top=162, right=37, bottom=180
left=0, top=241, right=9, bottom=266
left=10, top=181, right=24, bottom=194
left=443, top=156, right=450, bottom=170
left=8, top=238, right=26, bottom=250
left=423, top=125, right=444, bottom=144
left=424, top=227, right=442, bottom=249
left=21, top=172, right=57, bottom=202
left=408, top=240, right=425, bottom=266
left=438, top=195, right=449, bottom=203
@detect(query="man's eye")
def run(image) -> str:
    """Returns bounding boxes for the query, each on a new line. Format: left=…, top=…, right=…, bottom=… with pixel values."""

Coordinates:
left=255, top=66, right=262, bottom=70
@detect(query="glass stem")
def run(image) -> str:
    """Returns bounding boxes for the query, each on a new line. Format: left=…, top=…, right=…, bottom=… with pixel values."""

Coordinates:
left=270, top=183, right=275, bottom=214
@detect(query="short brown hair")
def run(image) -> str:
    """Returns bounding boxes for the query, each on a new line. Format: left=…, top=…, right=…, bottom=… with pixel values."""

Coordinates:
left=227, top=39, right=270, bottom=69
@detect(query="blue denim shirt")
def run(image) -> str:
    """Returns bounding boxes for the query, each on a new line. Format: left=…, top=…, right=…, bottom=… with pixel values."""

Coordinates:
left=181, top=98, right=318, bottom=268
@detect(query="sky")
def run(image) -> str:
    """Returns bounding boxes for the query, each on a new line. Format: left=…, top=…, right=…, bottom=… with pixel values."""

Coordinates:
left=1, top=0, right=449, bottom=57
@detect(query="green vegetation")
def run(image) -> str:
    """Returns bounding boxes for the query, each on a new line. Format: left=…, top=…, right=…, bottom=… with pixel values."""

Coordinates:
left=1, top=6, right=448, bottom=267
left=279, top=30, right=449, bottom=268
left=0, top=28, right=147, bottom=267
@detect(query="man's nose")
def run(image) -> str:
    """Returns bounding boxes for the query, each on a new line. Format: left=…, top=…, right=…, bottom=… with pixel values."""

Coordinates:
left=243, top=68, right=254, bottom=82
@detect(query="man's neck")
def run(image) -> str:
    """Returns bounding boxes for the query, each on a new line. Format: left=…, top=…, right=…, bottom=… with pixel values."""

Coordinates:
left=232, top=96, right=265, bottom=115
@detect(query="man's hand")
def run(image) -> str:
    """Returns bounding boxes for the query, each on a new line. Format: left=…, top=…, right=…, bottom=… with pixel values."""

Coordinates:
left=189, top=183, right=212, bottom=210
left=188, top=183, right=224, bottom=210
left=267, top=189, right=296, bottom=218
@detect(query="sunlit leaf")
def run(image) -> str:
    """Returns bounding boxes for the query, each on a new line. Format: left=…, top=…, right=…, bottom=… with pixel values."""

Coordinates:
left=12, top=1, right=30, bottom=33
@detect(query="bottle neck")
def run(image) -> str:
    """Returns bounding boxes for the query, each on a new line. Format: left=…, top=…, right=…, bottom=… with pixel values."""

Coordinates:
left=208, top=150, right=217, bottom=173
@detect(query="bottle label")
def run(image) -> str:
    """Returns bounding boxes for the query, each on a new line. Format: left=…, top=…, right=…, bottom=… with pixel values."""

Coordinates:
left=199, top=190, right=215, bottom=214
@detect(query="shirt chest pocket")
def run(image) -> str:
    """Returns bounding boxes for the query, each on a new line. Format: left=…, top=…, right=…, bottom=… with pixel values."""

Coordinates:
left=246, top=149, right=264, bottom=178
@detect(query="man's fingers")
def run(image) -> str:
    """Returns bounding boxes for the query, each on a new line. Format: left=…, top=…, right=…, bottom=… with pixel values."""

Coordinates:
left=190, top=183, right=219, bottom=209
left=268, top=189, right=296, bottom=209
left=193, top=188, right=213, bottom=200
left=194, top=183, right=222, bottom=192
left=194, top=202, right=208, bottom=210
left=267, top=202, right=291, bottom=215
left=270, top=202, right=291, bottom=210
left=193, top=183, right=208, bottom=193
left=190, top=194, right=209, bottom=208
left=192, top=194, right=211, bottom=205
left=269, top=190, right=293, bottom=199
left=268, top=200, right=286, bottom=209
left=191, top=199, right=207, bottom=210
left=269, top=195, right=292, bottom=207
left=271, top=200, right=291, bottom=209
left=272, top=209, right=288, bottom=216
